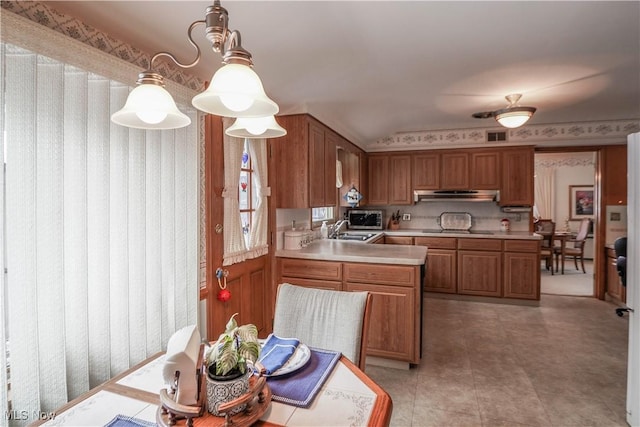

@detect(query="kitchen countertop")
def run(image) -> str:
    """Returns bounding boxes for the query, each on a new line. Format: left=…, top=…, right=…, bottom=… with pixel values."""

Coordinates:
left=385, top=229, right=542, bottom=240
left=275, top=229, right=541, bottom=265
left=276, top=239, right=428, bottom=265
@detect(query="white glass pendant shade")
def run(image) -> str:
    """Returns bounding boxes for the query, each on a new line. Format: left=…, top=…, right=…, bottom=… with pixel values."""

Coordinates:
left=111, top=84, right=191, bottom=129
left=225, top=115, right=287, bottom=138
left=192, top=63, right=279, bottom=118
left=494, top=105, right=536, bottom=129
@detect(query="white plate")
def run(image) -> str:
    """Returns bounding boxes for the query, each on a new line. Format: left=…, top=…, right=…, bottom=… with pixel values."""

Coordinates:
left=258, top=342, right=311, bottom=377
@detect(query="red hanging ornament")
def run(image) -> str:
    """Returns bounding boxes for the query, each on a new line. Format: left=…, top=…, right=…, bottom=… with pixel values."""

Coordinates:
left=217, top=288, right=231, bottom=302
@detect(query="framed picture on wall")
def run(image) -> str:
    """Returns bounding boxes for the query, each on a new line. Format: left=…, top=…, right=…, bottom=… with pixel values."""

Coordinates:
left=569, top=185, right=594, bottom=220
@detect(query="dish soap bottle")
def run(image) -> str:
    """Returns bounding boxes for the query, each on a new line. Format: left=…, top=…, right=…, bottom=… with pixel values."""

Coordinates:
left=320, top=221, right=329, bottom=239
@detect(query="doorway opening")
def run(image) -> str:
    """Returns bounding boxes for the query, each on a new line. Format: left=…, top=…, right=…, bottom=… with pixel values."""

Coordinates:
left=534, top=150, right=597, bottom=297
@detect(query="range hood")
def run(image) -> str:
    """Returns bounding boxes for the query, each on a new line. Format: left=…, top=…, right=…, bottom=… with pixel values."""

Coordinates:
left=414, top=189, right=499, bottom=203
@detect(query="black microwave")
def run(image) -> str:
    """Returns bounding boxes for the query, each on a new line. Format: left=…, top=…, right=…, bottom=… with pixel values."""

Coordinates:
left=347, top=210, right=383, bottom=230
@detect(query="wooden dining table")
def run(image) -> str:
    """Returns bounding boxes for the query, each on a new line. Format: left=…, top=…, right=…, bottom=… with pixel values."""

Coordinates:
left=33, top=349, right=392, bottom=427
left=552, top=231, right=574, bottom=274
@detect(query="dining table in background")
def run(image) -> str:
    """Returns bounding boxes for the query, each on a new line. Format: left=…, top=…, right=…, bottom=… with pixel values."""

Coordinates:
left=552, top=231, right=574, bottom=274
left=33, top=348, right=392, bottom=427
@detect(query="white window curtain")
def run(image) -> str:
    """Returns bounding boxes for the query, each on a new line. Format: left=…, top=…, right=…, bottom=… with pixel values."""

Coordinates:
left=535, top=167, right=555, bottom=219
left=1, top=42, right=200, bottom=422
left=247, top=139, right=270, bottom=258
left=221, top=120, right=269, bottom=266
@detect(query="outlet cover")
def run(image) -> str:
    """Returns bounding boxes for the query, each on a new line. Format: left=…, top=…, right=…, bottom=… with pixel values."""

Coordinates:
left=402, top=213, right=411, bottom=221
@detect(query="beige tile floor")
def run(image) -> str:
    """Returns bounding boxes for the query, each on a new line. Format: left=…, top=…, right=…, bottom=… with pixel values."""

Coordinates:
left=366, top=294, right=629, bottom=427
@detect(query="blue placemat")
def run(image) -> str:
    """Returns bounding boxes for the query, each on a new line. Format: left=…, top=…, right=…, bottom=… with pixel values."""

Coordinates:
left=104, top=415, right=156, bottom=427
left=267, top=347, right=341, bottom=408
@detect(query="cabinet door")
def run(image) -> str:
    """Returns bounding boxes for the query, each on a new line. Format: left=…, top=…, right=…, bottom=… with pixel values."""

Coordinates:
left=458, top=250, right=501, bottom=296
left=603, top=145, right=627, bottom=206
left=424, top=249, right=457, bottom=293
left=367, top=155, right=389, bottom=205
left=389, top=155, right=412, bottom=204
left=500, top=147, right=534, bottom=206
left=324, top=131, right=338, bottom=206
left=345, top=282, right=416, bottom=363
left=441, top=152, right=469, bottom=189
left=273, top=115, right=309, bottom=208
left=384, top=236, right=414, bottom=245
left=308, top=121, right=326, bottom=208
left=470, top=150, right=501, bottom=189
left=606, top=249, right=625, bottom=302
left=413, top=153, right=440, bottom=190
left=503, top=252, right=539, bottom=299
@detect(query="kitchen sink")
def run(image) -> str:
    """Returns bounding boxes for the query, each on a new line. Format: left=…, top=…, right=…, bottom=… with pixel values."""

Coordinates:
left=336, top=232, right=378, bottom=241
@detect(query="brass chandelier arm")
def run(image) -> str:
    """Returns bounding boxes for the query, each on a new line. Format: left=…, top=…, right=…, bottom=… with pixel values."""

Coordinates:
left=150, top=20, right=206, bottom=71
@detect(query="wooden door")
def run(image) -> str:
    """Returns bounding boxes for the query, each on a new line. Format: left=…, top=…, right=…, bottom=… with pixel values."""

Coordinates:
left=423, top=249, right=457, bottom=293
left=205, top=116, right=269, bottom=340
left=503, top=252, right=539, bottom=299
left=413, top=152, right=440, bottom=190
left=388, top=155, right=412, bottom=205
left=308, top=120, right=326, bottom=208
left=500, top=147, right=534, bottom=206
left=458, top=250, right=501, bottom=297
left=470, top=150, right=501, bottom=189
left=441, top=152, right=469, bottom=189
left=367, top=155, right=389, bottom=205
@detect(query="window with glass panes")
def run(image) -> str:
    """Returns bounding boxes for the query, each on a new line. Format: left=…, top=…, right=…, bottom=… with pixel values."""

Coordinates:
left=239, top=140, right=255, bottom=247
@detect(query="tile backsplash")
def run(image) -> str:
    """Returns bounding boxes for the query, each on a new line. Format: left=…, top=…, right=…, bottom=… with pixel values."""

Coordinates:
left=360, top=202, right=530, bottom=231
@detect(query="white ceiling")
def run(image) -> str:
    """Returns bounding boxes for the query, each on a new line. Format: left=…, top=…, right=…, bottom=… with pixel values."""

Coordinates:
left=44, top=1, right=640, bottom=148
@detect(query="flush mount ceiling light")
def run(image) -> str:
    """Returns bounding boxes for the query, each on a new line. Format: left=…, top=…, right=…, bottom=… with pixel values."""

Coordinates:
left=111, top=0, right=282, bottom=135
left=472, top=94, right=537, bottom=129
left=225, top=115, right=287, bottom=138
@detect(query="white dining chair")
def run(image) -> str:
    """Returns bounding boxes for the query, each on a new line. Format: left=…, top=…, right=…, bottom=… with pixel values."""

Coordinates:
left=272, top=283, right=372, bottom=371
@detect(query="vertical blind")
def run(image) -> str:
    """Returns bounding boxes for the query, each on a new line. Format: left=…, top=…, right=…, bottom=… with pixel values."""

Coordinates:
left=1, top=43, right=200, bottom=420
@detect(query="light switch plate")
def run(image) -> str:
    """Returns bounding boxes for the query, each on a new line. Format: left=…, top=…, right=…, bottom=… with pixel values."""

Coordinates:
left=402, top=213, right=411, bottom=221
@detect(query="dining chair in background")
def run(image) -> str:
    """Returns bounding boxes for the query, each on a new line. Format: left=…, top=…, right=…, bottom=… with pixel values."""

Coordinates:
left=555, top=218, right=591, bottom=273
left=272, top=283, right=372, bottom=371
left=536, top=220, right=556, bottom=274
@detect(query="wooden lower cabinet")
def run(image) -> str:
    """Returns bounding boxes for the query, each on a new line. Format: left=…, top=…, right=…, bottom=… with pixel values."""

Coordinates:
left=345, top=282, right=416, bottom=362
left=415, top=237, right=457, bottom=293
left=606, top=246, right=626, bottom=302
left=384, top=236, right=414, bottom=245
left=458, top=250, right=502, bottom=297
left=277, top=257, right=422, bottom=364
left=503, top=240, right=540, bottom=300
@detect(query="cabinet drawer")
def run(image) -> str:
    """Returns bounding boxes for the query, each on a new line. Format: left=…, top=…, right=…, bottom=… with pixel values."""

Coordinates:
left=504, top=239, right=540, bottom=253
left=280, top=276, right=342, bottom=291
left=458, top=238, right=502, bottom=251
left=344, top=263, right=415, bottom=286
left=385, top=236, right=414, bottom=245
left=414, top=236, right=457, bottom=249
left=279, top=258, right=342, bottom=281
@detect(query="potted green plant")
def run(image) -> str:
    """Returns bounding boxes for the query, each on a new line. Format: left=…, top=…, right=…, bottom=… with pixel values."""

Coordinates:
left=204, top=313, right=260, bottom=417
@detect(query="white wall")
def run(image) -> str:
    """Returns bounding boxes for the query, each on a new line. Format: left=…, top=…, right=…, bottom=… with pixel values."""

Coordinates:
left=535, top=152, right=595, bottom=231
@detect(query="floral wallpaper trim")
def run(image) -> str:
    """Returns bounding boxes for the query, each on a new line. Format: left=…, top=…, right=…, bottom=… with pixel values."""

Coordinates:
left=371, top=119, right=640, bottom=151
left=1, top=1, right=205, bottom=92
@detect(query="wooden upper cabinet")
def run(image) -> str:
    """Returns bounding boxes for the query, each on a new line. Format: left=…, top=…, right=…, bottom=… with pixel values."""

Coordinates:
left=308, top=121, right=326, bottom=207
left=367, top=155, right=389, bottom=205
left=603, top=145, right=627, bottom=206
left=470, top=150, right=501, bottom=189
left=500, top=147, right=534, bottom=206
left=413, top=152, right=440, bottom=190
left=441, top=152, right=469, bottom=189
left=324, top=131, right=339, bottom=207
left=389, top=155, right=412, bottom=204
left=272, top=114, right=338, bottom=208
left=367, top=154, right=411, bottom=205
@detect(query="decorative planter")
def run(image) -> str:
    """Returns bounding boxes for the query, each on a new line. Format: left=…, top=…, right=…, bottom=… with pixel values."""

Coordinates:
left=206, top=364, right=251, bottom=417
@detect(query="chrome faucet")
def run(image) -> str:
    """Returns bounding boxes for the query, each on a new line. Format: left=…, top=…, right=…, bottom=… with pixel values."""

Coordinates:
left=329, top=220, right=349, bottom=239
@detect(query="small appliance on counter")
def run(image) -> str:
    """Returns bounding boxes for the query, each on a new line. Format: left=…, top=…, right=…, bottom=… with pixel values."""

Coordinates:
left=347, top=209, right=383, bottom=230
